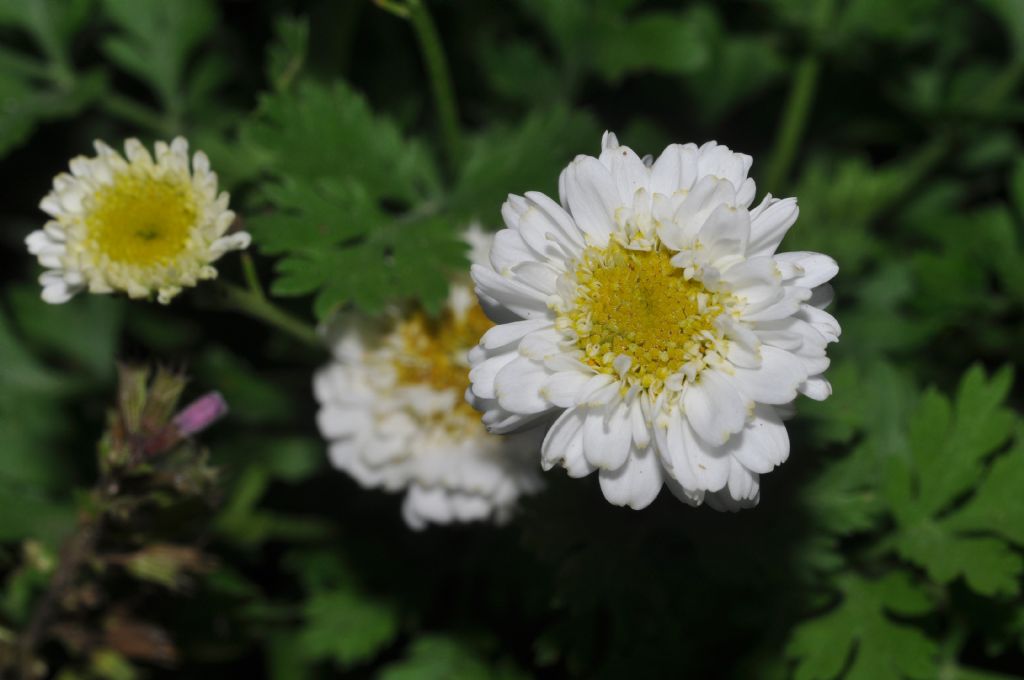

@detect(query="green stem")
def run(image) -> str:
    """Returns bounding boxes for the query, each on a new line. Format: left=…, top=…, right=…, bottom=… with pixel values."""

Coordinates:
left=215, top=282, right=322, bottom=350
left=240, top=253, right=266, bottom=300
left=403, top=0, right=463, bottom=173
left=763, top=0, right=834, bottom=192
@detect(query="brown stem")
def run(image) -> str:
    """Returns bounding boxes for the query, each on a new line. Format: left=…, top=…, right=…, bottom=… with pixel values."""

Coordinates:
left=15, top=505, right=103, bottom=679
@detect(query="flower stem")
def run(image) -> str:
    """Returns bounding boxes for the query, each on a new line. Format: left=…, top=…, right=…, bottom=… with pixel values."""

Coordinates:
left=240, top=252, right=266, bottom=300
left=214, top=281, right=322, bottom=350
left=380, top=0, right=462, bottom=173
left=763, top=0, right=835, bottom=192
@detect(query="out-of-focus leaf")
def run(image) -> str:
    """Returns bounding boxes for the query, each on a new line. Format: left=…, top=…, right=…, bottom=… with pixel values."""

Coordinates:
left=0, top=69, right=106, bottom=158
left=266, top=14, right=308, bottom=92
left=380, top=636, right=529, bottom=680
left=449, top=106, right=600, bottom=224
left=882, top=366, right=1024, bottom=596
left=7, top=285, right=122, bottom=380
left=196, top=346, right=299, bottom=425
left=517, top=0, right=709, bottom=83
left=99, top=0, right=216, bottom=112
left=299, top=588, right=399, bottom=668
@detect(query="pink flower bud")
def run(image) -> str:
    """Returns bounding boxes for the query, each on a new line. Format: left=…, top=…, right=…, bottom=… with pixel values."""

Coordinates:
left=173, top=391, right=228, bottom=438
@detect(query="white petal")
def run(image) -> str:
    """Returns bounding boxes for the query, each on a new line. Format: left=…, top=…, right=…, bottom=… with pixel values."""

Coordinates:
left=469, top=351, right=517, bottom=400
left=582, top=404, right=632, bottom=470
left=542, top=407, right=594, bottom=478
left=732, top=345, right=807, bottom=405
left=650, top=143, right=699, bottom=196
left=598, top=445, right=664, bottom=509
left=683, top=370, right=749, bottom=445
left=774, top=252, right=839, bottom=288
left=494, top=357, right=552, bottom=414
left=480, top=318, right=552, bottom=350
left=723, top=405, right=790, bottom=473
left=799, top=375, right=832, bottom=400
left=541, top=370, right=592, bottom=408
left=471, top=265, right=552, bottom=320
left=747, top=196, right=799, bottom=257
left=559, top=156, right=618, bottom=245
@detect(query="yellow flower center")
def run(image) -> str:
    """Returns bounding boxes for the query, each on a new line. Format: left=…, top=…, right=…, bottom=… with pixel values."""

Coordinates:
left=85, top=171, right=197, bottom=266
left=395, top=303, right=494, bottom=421
left=564, top=241, right=725, bottom=392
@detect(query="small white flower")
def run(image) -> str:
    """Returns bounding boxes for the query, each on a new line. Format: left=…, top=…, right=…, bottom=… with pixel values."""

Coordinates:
left=314, top=229, right=543, bottom=530
left=26, top=137, right=250, bottom=304
left=468, top=133, right=840, bottom=511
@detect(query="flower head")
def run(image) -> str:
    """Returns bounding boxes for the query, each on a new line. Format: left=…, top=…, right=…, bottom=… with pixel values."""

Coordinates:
left=314, top=229, right=543, bottom=530
left=27, top=137, right=250, bottom=304
left=468, top=133, right=840, bottom=511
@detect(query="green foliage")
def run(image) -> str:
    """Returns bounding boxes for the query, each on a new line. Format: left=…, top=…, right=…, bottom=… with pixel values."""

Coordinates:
left=888, top=368, right=1024, bottom=596
left=380, top=635, right=528, bottom=680
left=788, top=572, right=937, bottom=680
left=3, top=0, right=1024, bottom=678
left=242, top=80, right=462, bottom=317
left=99, top=0, right=216, bottom=116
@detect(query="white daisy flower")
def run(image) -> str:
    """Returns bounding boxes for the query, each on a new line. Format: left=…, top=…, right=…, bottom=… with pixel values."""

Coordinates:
left=467, top=133, right=840, bottom=511
left=314, top=229, right=543, bottom=530
left=26, top=137, right=250, bottom=304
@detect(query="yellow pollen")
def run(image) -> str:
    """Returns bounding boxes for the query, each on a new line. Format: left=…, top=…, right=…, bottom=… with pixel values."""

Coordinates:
left=565, top=242, right=725, bottom=392
left=395, top=303, right=493, bottom=422
left=85, top=171, right=197, bottom=266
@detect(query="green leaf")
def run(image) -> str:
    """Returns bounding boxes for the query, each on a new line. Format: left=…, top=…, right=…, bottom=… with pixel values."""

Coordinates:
left=684, top=7, right=786, bottom=123
left=1010, top=158, right=1024, bottom=223
left=300, top=588, right=399, bottom=669
left=589, top=11, right=709, bottom=82
left=449, top=106, right=600, bottom=224
left=380, top=636, right=529, bottom=680
left=7, top=285, right=123, bottom=380
left=266, top=14, right=308, bottom=92
left=787, top=572, right=938, bottom=680
left=0, top=0, right=91, bottom=67
left=242, top=80, right=458, bottom=316
left=248, top=177, right=385, bottom=256
left=907, top=365, right=1014, bottom=517
left=99, top=0, right=216, bottom=110
left=0, top=68, right=106, bottom=158
left=517, top=1, right=709, bottom=83
left=242, top=80, right=439, bottom=204
left=886, top=366, right=1023, bottom=596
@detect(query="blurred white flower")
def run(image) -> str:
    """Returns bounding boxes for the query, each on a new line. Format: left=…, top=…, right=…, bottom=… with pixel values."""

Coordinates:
left=468, top=133, right=840, bottom=511
left=314, top=229, right=543, bottom=530
left=26, top=137, right=249, bottom=304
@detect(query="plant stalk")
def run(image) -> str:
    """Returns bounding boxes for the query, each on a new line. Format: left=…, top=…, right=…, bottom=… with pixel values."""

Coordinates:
left=404, top=0, right=463, bottom=173
left=214, top=282, right=322, bottom=350
left=763, top=0, right=835, bottom=192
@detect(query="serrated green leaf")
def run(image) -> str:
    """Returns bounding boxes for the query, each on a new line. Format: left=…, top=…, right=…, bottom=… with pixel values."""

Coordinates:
left=300, top=588, right=399, bottom=669
left=248, top=177, right=384, bottom=255
left=910, top=365, right=1014, bottom=516
left=884, top=366, right=1023, bottom=596
left=944, top=431, right=1024, bottom=548
left=242, top=80, right=439, bottom=204
left=787, top=572, right=938, bottom=680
